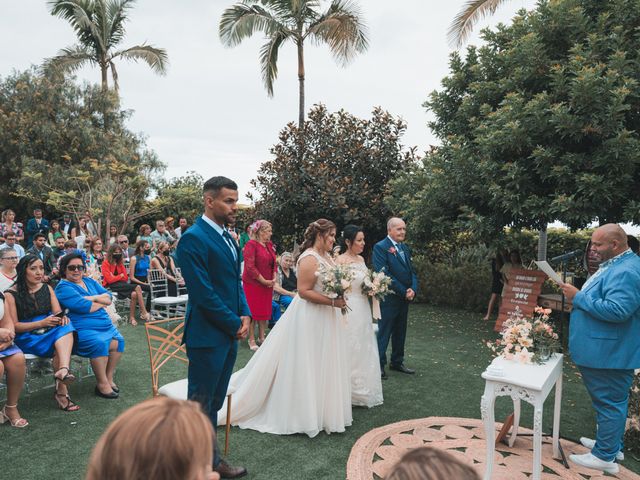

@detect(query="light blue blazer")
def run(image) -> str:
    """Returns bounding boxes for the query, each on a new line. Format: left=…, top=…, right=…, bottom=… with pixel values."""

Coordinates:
left=569, top=252, right=640, bottom=369
left=177, top=217, right=251, bottom=348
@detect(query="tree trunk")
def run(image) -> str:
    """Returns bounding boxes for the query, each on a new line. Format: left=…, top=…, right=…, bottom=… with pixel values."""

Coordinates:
left=297, top=40, right=305, bottom=130
left=100, top=62, right=109, bottom=92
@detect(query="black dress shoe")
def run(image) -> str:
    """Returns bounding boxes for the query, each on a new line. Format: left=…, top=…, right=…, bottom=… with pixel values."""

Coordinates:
left=215, top=461, right=247, bottom=479
left=381, top=368, right=387, bottom=380
left=94, top=386, right=119, bottom=399
left=390, top=364, right=415, bottom=374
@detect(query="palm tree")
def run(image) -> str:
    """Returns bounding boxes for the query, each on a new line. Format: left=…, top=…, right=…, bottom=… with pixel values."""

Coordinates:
left=220, top=0, right=369, bottom=128
left=448, top=0, right=515, bottom=48
left=45, top=0, right=168, bottom=94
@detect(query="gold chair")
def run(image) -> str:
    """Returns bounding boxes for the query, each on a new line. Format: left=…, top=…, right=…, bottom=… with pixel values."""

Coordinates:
left=144, top=317, right=234, bottom=455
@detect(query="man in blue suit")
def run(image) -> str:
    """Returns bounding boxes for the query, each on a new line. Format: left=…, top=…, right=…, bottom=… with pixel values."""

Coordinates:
left=177, top=176, right=251, bottom=479
left=372, top=217, right=419, bottom=379
left=25, top=208, right=49, bottom=248
left=561, top=224, right=640, bottom=475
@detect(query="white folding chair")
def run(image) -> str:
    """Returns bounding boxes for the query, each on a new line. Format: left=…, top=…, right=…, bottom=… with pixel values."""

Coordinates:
left=174, top=267, right=189, bottom=302
left=148, top=269, right=188, bottom=318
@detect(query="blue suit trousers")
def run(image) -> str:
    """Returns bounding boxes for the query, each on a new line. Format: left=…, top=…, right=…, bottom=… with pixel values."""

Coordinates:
left=378, top=295, right=409, bottom=368
left=578, top=366, right=634, bottom=462
left=187, top=343, right=238, bottom=466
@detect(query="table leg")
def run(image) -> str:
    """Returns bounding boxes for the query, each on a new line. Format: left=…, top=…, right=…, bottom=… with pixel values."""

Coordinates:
left=532, top=403, right=543, bottom=480
left=481, top=382, right=496, bottom=480
left=552, top=374, right=562, bottom=458
left=509, top=397, right=521, bottom=447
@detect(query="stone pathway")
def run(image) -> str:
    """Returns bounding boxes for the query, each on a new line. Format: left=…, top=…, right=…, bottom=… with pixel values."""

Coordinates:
left=346, top=417, right=639, bottom=480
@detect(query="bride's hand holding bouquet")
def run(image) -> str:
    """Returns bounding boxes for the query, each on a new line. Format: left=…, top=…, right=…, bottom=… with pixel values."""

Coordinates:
left=317, top=264, right=355, bottom=316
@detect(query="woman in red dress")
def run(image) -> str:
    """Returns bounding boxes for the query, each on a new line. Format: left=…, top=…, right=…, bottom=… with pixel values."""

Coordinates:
left=242, top=220, right=277, bottom=351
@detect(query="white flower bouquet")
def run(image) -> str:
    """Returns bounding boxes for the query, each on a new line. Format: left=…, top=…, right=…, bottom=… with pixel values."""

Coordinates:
left=487, top=306, right=560, bottom=364
left=317, top=263, right=354, bottom=315
left=362, top=269, right=392, bottom=319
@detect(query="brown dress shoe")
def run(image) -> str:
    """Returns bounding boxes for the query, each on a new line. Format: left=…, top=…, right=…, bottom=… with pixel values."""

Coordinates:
left=214, top=461, right=247, bottom=479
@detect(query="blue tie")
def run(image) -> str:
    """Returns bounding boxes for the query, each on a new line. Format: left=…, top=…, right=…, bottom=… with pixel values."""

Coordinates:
left=222, top=230, right=238, bottom=261
left=397, top=243, right=406, bottom=263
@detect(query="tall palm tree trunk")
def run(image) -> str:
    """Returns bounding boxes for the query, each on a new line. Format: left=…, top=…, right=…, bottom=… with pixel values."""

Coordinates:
left=100, top=60, right=109, bottom=92
left=297, top=40, right=305, bottom=129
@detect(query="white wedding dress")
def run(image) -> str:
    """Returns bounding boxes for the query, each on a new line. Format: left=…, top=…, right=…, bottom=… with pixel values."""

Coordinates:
left=217, top=249, right=352, bottom=437
left=345, top=262, right=384, bottom=408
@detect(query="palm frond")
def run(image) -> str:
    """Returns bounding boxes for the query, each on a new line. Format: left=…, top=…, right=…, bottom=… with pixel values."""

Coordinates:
left=306, top=0, right=368, bottom=65
left=111, top=44, right=169, bottom=74
left=48, top=0, right=107, bottom=53
left=106, top=0, right=135, bottom=48
left=259, top=29, right=290, bottom=96
left=448, top=0, right=512, bottom=48
left=43, top=44, right=96, bottom=74
left=220, top=3, right=291, bottom=47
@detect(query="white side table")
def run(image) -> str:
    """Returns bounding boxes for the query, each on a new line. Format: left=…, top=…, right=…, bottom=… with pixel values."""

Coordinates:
left=481, top=353, right=563, bottom=480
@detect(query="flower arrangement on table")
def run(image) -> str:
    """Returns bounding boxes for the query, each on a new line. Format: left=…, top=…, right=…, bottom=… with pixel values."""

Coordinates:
left=317, top=263, right=355, bottom=316
left=487, top=306, right=560, bottom=364
left=361, top=269, right=392, bottom=320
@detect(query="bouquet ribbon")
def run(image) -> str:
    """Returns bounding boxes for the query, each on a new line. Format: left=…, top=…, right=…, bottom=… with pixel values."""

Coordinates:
left=372, top=297, right=382, bottom=320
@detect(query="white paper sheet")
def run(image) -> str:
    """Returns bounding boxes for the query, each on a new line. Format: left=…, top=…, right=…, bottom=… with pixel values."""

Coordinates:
left=534, top=260, right=563, bottom=285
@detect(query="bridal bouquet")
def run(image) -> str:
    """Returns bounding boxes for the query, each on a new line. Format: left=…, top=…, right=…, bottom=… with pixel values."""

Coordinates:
left=362, top=269, right=392, bottom=320
left=317, top=263, right=355, bottom=316
left=487, top=306, right=560, bottom=364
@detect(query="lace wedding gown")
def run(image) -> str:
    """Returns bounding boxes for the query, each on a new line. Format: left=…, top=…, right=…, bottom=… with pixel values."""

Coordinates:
left=217, top=249, right=352, bottom=437
left=345, top=262, right=384, bottom=408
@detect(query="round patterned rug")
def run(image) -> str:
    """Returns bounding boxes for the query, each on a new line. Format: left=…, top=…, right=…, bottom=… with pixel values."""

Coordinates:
left=346, top=417, right=639, bottom=480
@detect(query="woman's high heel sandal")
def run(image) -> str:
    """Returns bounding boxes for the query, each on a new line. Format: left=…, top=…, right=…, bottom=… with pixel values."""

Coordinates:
left=54, top=366, right=76, bottom=386
left=0, top=405, right=29, bottom=428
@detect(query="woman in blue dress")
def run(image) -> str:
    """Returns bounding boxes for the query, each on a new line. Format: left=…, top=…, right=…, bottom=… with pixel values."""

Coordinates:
left=128, top=240, right=152, bottom=312
left=56, top=253, right=124, bottom=399
left=4, top=255, right=79, bottom=412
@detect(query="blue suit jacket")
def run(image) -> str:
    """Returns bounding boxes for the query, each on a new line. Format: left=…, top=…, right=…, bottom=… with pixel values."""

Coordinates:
left=26, top=218, right=49, bottom=246
left=569, top=251, right=640, bottom=369
left=177, top=217, right=251, bottom=348
left=372, top=236, right=418, bottom=299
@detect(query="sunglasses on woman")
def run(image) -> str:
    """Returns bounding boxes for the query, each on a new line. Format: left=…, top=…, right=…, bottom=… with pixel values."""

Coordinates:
left=67, top=265, right=86, bottom=272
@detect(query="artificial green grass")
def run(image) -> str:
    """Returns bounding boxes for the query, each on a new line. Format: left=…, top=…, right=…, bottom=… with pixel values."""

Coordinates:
left=2, top=304, right=639, bottom=479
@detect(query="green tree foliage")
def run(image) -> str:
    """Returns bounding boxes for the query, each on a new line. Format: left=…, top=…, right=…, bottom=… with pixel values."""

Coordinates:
left=0, top=69, right=164, bottom=236
left=219, top=0, right=368, bottom=128
left=251, top=104, right=416, bottom=249
left=45, top=0, right=168, bottom=93
left=389, top=0, right=640, bottom=245
left=150, top=172, right=205, bottom=224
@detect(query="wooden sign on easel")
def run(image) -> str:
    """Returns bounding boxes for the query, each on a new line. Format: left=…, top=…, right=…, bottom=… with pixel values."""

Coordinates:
left=494, top=269, right=547, bottom=332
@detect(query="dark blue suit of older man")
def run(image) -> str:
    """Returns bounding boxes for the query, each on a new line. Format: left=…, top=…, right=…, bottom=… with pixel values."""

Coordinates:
left=562, top=224, right=640, bottom=475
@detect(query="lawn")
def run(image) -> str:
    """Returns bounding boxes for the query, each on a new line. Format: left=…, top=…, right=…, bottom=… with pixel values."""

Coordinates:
left=3, top=304, right=639, bottom=479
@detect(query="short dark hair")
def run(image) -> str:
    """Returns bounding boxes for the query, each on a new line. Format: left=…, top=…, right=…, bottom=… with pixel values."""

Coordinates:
left=33, top=208, right=42, bottom=213
left=33, top=233, right=46, bottom=241
left=4, top=232, right=15, bottom=239
left=203, top=176, right=237, bottom=197
left=59, top=253, right=84, bottom=278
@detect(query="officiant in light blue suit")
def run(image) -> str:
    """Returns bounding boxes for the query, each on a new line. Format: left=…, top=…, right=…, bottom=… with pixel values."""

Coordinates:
left=372, top=217, right=418, bottom=379
left=561, top=224, right=640, bottom=475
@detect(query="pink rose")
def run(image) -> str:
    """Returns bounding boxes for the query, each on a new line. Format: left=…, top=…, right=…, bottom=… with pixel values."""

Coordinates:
left=388, top=246, right=397, bottom=255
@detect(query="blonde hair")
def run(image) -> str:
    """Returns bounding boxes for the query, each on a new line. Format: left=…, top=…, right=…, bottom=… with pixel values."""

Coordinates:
left=85, top=397, right=214, bottom=480
left=387, top=447, right=480, bottom=480
left=249, top=219, right=272, bottom=240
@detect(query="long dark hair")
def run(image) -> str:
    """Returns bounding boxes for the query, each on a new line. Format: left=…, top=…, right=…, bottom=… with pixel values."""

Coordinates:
left=106, top=244, right=124, bottom=264
left=339, top=224, right=364, bottom=254
left=12, top=254, right=44, bottom=314
left=297, top=219, right=336, bottom=259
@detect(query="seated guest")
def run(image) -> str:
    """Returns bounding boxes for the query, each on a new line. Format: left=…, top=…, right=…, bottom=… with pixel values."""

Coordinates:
left=47, top=219, right=67, bottom=246
left=116, top=235, right=135, bottom=263
left=150, top=241, right=183, bottom=297
left=129, top=240, right=152, bottom=312
left=52, top=237, right=66, bottom=262
left=57, top=239, right=87, bottom=268
left=56, top=254, right=124, bottom=399
left=60, top=213, right=75, bottom=238
left=387, top=446, right=480, bottom=480
left=0, top=209, right=24, bottom=244
left=150, top=220, right=175, bottom=248
left=27, top=233, right=57, bottom=283
left=271, top=252, right=297, bottom=326
left=0, top=291, right=28, bottom=427
left=101, top=244, right=150, bottom=326
left=165, top=216, right=177, bottom=240
left=88, top=238, right=105, bottom=268
left=3, top=255, right=79, bottom=412
left=136, top=224, right=155, bottom=251
left=25, top=208, right=50, bottom=248
left=174, top=217, right=188, bottom=239
left=0, top=232, right=25, bottom=259
left=71, top=217, right=91, bottom=248
left=108, top=225, right=118, bottom=246
left=85, top=396, right=219, bottom=480
left=0, top=248, right=19, bottom=292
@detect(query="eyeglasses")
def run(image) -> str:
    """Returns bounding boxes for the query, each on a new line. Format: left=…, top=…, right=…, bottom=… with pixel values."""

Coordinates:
left=119, top=240, right=129, bottom=244
left=67, top=265, right=86, bottom=272
left=1, top=256, right=18, bottom=261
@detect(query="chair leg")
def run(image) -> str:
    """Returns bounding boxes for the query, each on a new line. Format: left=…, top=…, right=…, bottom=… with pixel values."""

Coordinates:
left=225, top=393, right=232, bottom=456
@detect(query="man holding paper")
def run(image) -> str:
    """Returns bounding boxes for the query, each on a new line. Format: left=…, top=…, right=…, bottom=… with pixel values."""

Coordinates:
left=560, top=224, right=640, bottom=474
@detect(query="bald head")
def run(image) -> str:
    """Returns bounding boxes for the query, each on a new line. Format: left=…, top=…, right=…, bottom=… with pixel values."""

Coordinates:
left=387, top=217, right=407, bottom=243
left=590, top=223, right=628, bottom=262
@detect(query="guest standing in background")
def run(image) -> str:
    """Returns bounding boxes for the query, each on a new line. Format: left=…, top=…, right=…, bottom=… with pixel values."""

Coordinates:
left=174, top=217, right=189, bottom=239
left=108, top=225, right=118, bottom=246
left=500, top=250, right=523, bottom=297
left=483, top=250, right=505, bottom=321
left=25, top=209, right=49, bottom=248
left=60, top=214, right=74, bottom=239
left=0, top=209, right=24, bottom=244
left=71, top=217, right=91, bottom=249
left=242, top=220, right=277, bottom=351
left=239, top=225, right=250, bottom=251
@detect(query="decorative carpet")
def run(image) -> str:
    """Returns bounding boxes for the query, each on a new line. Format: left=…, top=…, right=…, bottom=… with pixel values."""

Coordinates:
left=346, top=417, right=640, bottom=480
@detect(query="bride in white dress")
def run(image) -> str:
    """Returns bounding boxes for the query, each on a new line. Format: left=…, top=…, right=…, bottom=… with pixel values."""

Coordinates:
left=337, top=225, right=383, bottom=408
left=217, top=219, right=352, bottom=437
